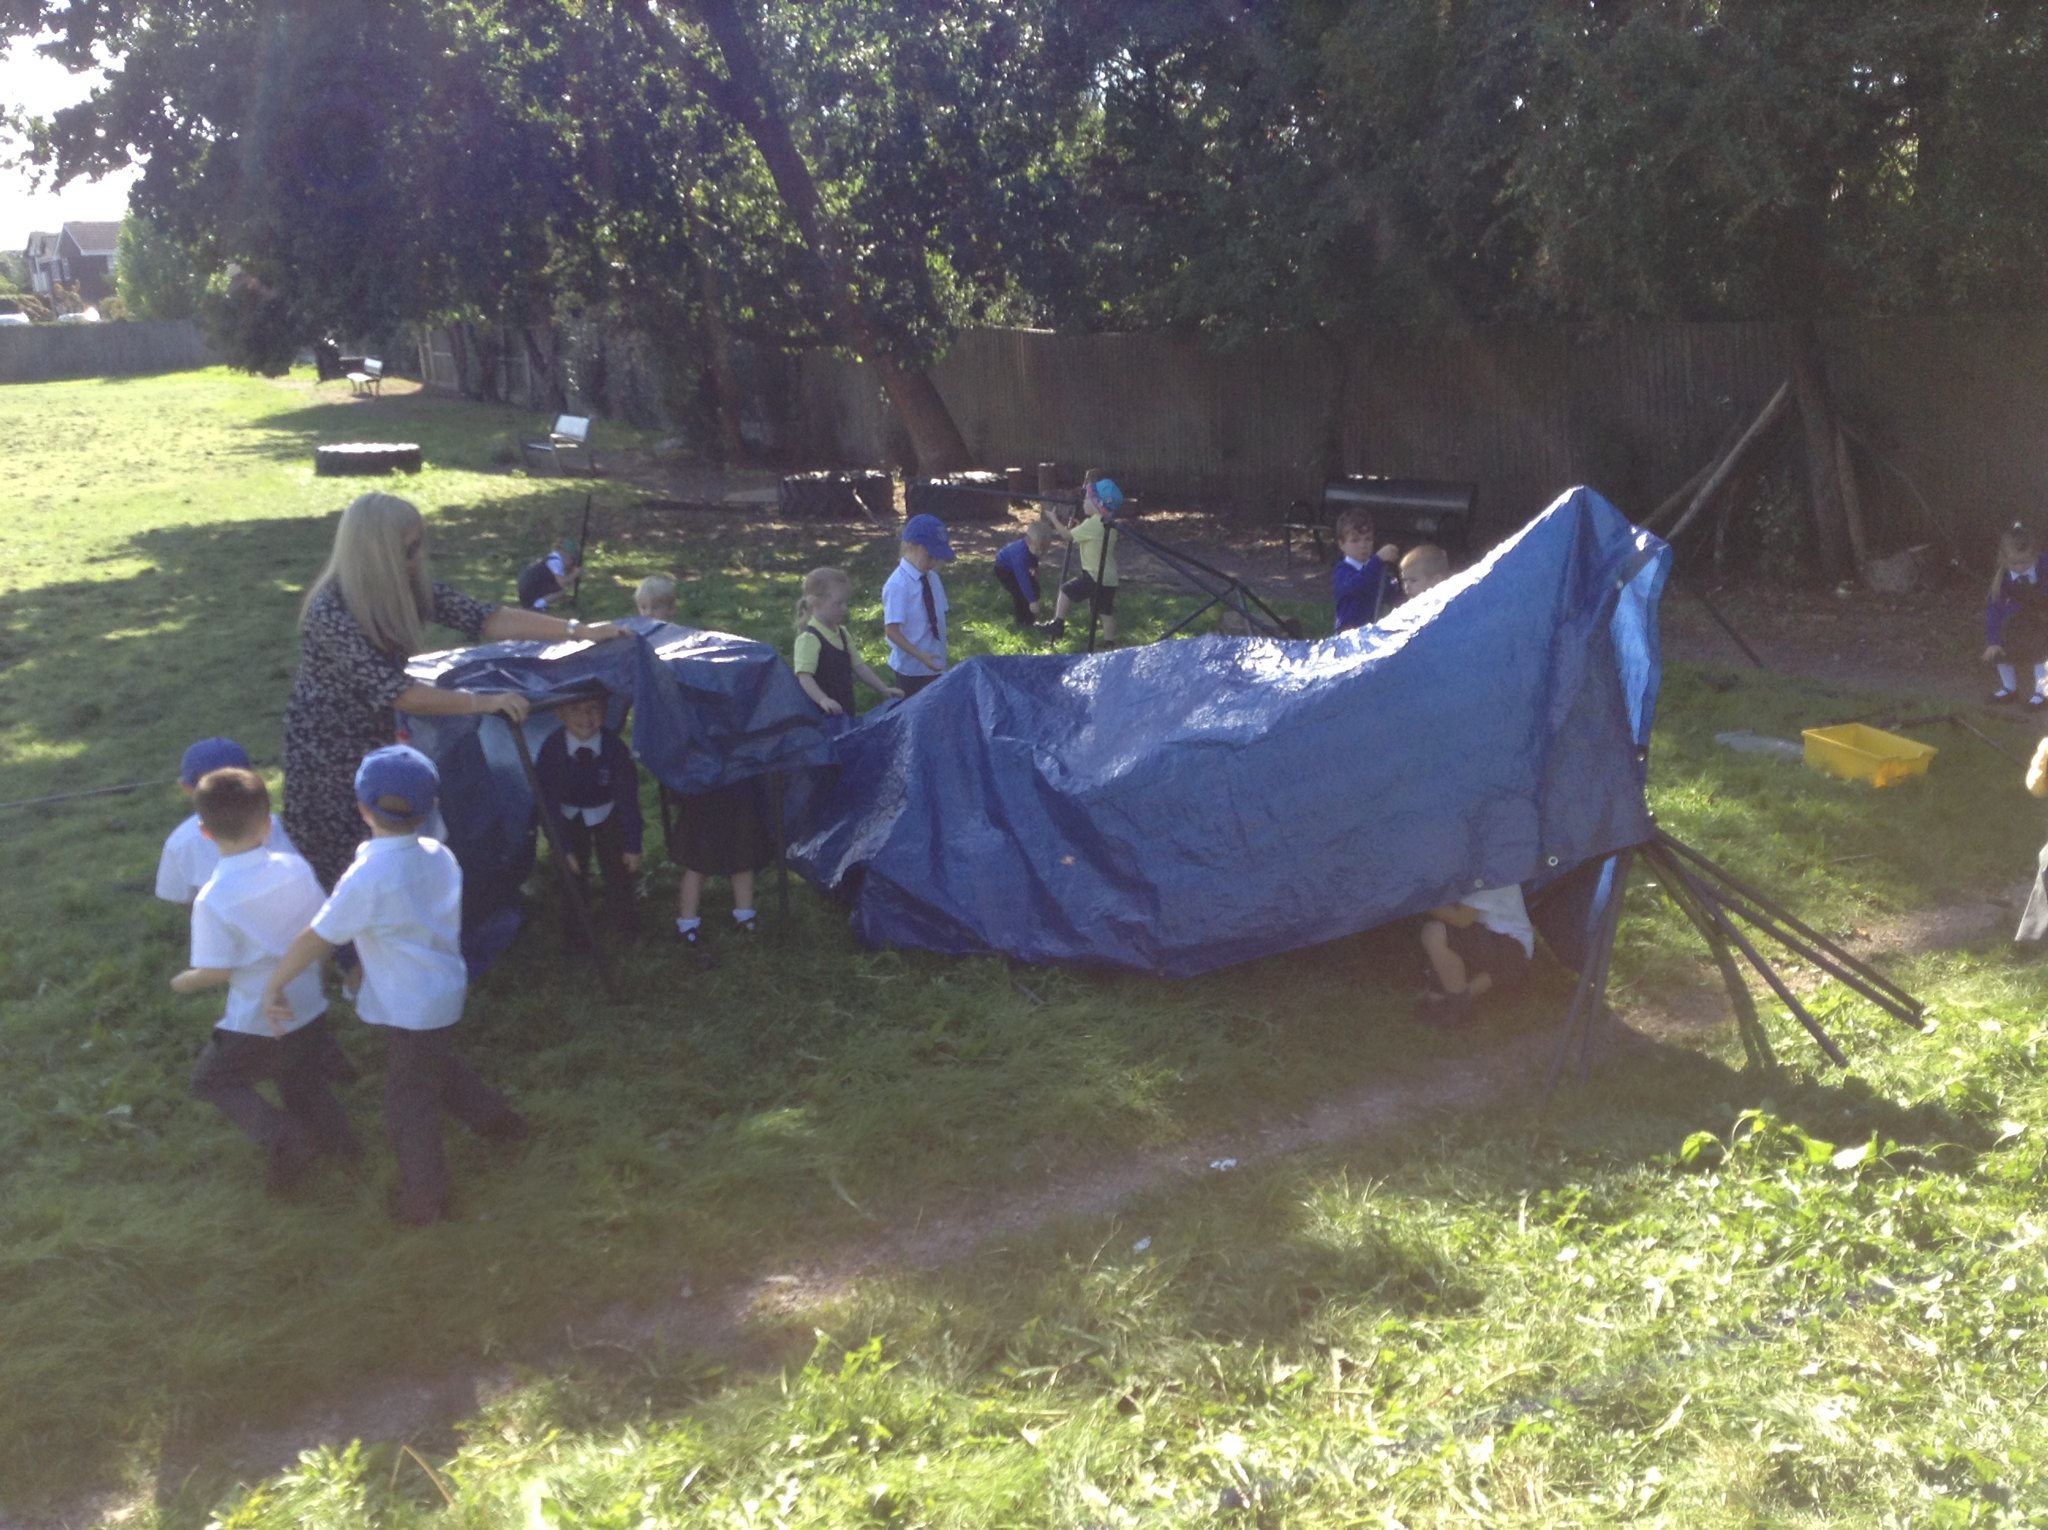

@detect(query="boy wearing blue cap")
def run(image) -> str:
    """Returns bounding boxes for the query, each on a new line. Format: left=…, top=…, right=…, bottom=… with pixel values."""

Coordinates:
left=263, top=744, right=528, bottom=1226
left=156, top=737, right=296, bottom=905
left=883, top=513, right=954, bottom=696
left=1042, top=474, right=1125, bottom=644
left=171, top=767, right=360, bottom=1193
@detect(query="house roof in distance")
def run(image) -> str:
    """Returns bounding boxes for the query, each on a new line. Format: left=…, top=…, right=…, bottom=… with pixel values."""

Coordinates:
left=62, top=221, right=121, bottom=255
left=24, top=231, right=59, bottom=258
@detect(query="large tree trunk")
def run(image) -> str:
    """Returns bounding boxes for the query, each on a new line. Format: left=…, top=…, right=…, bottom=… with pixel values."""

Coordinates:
left=650, top=0, right=973, bottom=475
left=1789, top=319, right=1854, bottom=583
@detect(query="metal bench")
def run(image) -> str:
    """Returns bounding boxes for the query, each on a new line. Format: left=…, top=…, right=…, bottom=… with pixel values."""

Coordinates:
left=1283, top=476, right=1477, bottom=565
left=346, top=358, right=384, bottom=396
left=521, top=414, right=595, bottom=477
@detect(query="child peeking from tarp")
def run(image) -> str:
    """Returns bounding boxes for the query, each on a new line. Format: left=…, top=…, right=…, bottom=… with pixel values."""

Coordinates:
left=517, top=537, right=581, bottom=611
left=1416, top=884, right=1533, bottom=1027
left=534, top=686, right=643, bottom=939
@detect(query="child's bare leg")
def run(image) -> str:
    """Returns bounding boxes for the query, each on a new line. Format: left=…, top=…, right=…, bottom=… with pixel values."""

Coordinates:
left=1421, top=919, right=1468, bottom=994
left=1100, top=610, right=1116, bottom=641
left=731, top=871, right=756, bottom=921
left=1053, top=590, right=1073, bottom=622
left=677, top=869, right=705, bottom=922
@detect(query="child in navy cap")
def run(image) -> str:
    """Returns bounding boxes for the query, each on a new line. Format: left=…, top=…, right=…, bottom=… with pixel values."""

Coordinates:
left=156, top=737, right=297, bottom=905
left=264, top=744, right=528, bottom=1226
left=883, top=513, right=954, bottom=696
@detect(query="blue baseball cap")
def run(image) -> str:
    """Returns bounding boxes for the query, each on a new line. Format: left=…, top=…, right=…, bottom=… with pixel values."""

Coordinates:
left=1090, top=478, right=1126, bottom=513
left=180, top=736, right=251, bottom=787
left=355, top=744, right=439, bottom=824
left=902, top=513, right=956, bottom=562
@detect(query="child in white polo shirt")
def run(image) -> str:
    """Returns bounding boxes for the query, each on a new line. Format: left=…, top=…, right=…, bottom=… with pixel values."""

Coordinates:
left=169, top=768, right=360, bottom=1193
left=882, top=513, right=955, bottom=696
left=156, top=736, right=296, bottom=905
left=264, top=745, right=529, bottom=1226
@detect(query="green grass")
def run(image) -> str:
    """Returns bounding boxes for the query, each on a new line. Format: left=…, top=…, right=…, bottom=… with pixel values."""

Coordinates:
left=6, top=369, right=2048, bottom=1526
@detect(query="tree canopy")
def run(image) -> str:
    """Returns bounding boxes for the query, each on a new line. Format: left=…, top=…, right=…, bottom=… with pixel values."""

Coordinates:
left=10, top=1, right=2048, bottom=456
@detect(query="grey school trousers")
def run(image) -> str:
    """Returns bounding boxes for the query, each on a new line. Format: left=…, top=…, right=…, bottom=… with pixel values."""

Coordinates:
left=189, top=1016, right=360, bottom=1157
left=382, top=1024, right=526, bottom=1220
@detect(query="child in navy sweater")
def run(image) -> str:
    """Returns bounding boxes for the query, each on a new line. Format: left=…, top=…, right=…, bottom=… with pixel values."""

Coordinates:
left=993, top=521, right=1061, bottom=626
left=534, top=688, right=644, bottom=933
left=1332, top=507, right=1401, bottom=632
left=1985, top=523, right=2048, bottom=705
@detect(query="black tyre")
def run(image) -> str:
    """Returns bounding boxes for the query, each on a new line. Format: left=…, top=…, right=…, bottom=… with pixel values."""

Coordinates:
left=315, top=441, right=423, bottom=476
left=905, top=471, right=1009, bottom=522
left=779, top=470, right=891, bottom=521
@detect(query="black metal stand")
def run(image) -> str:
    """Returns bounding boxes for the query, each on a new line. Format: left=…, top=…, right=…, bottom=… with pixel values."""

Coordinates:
left=1542, top=829, right=1924, bottom=1098
left=501, top=713, right=621, bottom=1002
left=1109, top=521, right=1304, bottom=643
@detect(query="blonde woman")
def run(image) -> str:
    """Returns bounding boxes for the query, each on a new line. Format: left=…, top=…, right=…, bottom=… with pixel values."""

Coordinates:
left=282, top=493, right=626, bottom=889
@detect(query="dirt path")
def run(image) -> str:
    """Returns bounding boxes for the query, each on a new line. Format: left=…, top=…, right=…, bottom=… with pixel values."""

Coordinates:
left=23, top=1022, right=1586, bottom=1530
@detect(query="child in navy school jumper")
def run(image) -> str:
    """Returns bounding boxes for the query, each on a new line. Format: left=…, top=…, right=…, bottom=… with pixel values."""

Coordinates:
left=517, top=537, right=582, bottom=610
left=171, top=767, right=360, bottom=1193
left=156, top=737, right=296, bottom=906
left=264, top=745, right=528, bottom=1227
left=882, top=514, right=954, bottom=696
left=1331, top=507, right=1402, bottom=633
left=1984, top=522, right=2048, bottom=705
left=534, top=687, right=644, bottom=935
left=993, top=520, right=1061, bottom=626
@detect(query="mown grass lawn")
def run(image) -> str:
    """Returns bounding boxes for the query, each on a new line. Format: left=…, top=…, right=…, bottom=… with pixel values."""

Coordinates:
left=4, top=369, right=2048, bottom=1527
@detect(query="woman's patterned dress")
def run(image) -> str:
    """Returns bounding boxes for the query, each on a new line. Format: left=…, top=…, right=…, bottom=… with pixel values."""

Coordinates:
left=282, top=581, right=495, bottom=889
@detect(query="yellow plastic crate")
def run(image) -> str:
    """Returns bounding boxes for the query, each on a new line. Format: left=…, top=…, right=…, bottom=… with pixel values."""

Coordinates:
left=1802, top=723, right=1937, bottom=787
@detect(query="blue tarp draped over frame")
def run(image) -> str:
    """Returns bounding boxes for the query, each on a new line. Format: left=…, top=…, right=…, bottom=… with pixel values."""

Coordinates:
left=400, top=618, right=834, bottom=964
left=789, top=488, right=1670, bottom=976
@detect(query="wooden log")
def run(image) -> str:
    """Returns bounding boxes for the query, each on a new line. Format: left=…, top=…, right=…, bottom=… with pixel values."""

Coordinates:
left=1662, top=380, right=1792, bottom=545
left=1834, top=426, right=1869, bottom=570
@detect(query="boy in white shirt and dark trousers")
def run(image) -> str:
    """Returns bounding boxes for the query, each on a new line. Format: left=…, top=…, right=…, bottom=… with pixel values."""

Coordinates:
left=170, top=768, right=359, bottom=1193
left=265, top=745, right=529, bottom=1227
left=882, top=514, right=954, bottom=696
left=156, top=736, right=296, bottom=905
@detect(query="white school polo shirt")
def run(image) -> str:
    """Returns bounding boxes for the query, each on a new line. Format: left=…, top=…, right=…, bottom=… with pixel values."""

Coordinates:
left=189, top=848, right=328, bottom=1036
left=312, top=833, right=467, bottom=1031
left=1462, top=883, right=1535, bottom=957
left=156, top=812, right=296, bottom=904
left=881, top=558, right=948, bottom=676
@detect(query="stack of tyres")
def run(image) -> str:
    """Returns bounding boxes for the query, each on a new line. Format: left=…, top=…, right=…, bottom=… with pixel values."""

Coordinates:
left=779, top=471, right=893, bottom=521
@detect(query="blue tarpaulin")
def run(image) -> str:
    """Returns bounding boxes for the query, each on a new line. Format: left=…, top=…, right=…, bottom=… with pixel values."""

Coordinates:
left=401, top=619, right=834, bottom=967
left=788, top=488, right=1670, bottom=976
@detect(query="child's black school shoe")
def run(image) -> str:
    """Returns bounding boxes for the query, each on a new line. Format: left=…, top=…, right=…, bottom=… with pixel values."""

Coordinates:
left=391, top=1191, right=448, bottom=1228
left=1992, top=687, right=2022, bottom=703
left=264, top=1130, right=318, bottom=1195
left=2031, top=693, right=2047, bottom=710
left=1412, top=989, right=1476, bottom=1028
left=477, top=1110, right=532, bottom=1145
left=1036, top=617, right=1067, bottom=639
left=675, top=923, right=717, bottom=971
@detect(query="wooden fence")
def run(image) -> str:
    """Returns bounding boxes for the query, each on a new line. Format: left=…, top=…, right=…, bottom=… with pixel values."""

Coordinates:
left=0, top=319, right=216, bottom=384
left=799, top=319, right=2048, bottom=554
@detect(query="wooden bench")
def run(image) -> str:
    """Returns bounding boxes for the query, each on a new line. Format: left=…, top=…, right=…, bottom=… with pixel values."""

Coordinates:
left=1283, top=476, right=1476, bottom=566
left=347, top=358, right=384, bottom=396
left=521, top=414, right=595, bottom=477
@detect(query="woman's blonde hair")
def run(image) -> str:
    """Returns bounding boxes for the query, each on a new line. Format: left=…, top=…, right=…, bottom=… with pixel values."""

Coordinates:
left=795, top=566, right=853, bottom=631
left=303, top=493, right=434, bottom=655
